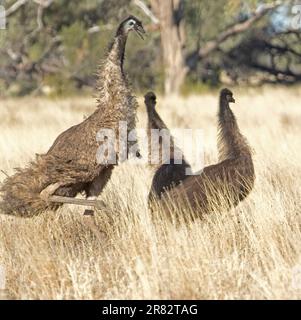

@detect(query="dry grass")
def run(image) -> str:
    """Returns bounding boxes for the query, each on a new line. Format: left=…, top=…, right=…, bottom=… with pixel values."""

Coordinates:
left=0, top=86, right=301, bottom=299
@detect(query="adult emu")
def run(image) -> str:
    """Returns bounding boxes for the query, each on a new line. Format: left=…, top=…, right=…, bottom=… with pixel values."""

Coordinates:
left=144, top=92, right=191, bottom=202
left=0, top=16, right=145, bottom=217
left=155, top=89, right=255, bottom=216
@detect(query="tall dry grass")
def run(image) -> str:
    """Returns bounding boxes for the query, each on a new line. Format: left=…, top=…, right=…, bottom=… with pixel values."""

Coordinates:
left=0, top=86, right=301, bottom=299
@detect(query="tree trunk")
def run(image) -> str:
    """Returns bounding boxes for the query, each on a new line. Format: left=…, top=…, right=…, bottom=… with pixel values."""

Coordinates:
left=150, top=0, right=187, bottom=95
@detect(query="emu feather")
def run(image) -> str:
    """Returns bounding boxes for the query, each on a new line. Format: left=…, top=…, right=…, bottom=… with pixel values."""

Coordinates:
left=0, top=16, right=145, bottom=217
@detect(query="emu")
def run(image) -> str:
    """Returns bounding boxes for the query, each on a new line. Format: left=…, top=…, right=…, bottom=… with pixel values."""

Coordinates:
left=153, top=89, right=255, bottom=216
left=144, top=92, right=191, bottom=202
left=0, top=16, right=145, bottom=217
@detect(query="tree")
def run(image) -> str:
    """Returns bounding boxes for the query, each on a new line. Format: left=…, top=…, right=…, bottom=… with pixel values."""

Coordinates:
left=1, top=0, right=301, bottom=96
left=150, top=0, right=187, bottom=94
left=146, top=0, right=293, bottom=93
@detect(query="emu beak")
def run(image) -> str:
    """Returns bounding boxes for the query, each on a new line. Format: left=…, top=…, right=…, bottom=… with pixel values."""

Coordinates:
left=230, top=97, right=235, bottom=103
left=135, top=24, right=146, bottom=40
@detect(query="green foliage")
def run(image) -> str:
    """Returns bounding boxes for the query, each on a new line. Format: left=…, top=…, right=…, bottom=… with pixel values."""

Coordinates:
left=125, top=36, right=164, bottom=94
left=1, top=0, right=299, bottom=96
left=61, top=21, right=87, bottom=67
left=181, top=75, right=220, bottom=96
left=28, top=43, right=43, bottom=62
left=43, top=74, right=77, bottom=97
left=7, top=80, right=38, bottom=97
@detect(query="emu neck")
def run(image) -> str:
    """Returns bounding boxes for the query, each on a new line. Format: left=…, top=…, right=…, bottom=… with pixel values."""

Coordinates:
left=147, top=105, right=181, bottom=166
left=218, top=98, right=251, bottom=161
left=147, top=106, right=168, bottom=131
left=107, top=31, right=128, bottom=72
left=96, top=30, right=129, bottom=109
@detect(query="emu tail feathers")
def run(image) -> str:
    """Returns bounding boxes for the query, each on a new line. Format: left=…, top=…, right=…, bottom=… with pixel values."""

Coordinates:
left=0, top=159, right=60, bottom=217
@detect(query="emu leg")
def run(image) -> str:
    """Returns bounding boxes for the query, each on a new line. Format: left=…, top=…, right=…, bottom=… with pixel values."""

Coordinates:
left=40, top=183, right=107, bottom=209
left=86, top=166, right=114, bottom=198
left=46, top=195, right=106, bottom=209
left=40, top=182, right=64, bottom=201
left=83, top=166, right=114, bottom=216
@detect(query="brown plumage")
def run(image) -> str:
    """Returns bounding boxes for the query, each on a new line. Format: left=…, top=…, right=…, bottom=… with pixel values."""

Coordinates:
left=155, top=88, right=255, bottom=216
left=144, top=92, right=191, bottom=201
left=0, top=16, right=145, bottom=217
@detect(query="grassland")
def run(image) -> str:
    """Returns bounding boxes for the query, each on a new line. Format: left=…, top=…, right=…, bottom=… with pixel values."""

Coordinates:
left=0, top=86, right=301, bottom=299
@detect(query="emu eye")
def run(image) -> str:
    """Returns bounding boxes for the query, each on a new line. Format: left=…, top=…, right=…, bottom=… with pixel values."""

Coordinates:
left=129, top=20, right=135, bottom=26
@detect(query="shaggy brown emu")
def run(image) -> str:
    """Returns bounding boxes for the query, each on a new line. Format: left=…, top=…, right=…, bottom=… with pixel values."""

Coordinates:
left=0, top=16, right=145, bottom=217
left=156, top=89, right=255, bottom=216
left=144, top=92, right=191, bottom=201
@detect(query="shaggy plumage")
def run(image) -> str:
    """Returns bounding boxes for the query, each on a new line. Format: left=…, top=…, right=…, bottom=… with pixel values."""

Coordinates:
left=144, top=92, right=191, bottom=201
left=0, top=16, right=145, bottom=217
left=156, top=89, right=255, bottom=215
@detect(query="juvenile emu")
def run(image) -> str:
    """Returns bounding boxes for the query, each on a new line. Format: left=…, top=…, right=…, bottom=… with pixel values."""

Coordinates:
left=0, top=16, right=145, bottom=217
left=156, top=89, right=255, bottom=216
left=144, top=92, right=191, bottom=201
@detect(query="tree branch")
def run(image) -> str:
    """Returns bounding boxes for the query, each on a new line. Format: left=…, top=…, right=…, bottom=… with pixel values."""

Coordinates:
left=5, top=0, right=28, bottom=17
left=250, top=61, right=301, bottom=80
left=264, top=40, right=301, bottom=57
left=133, top=0, right=159, bottom=24
left=198, top=1, right=282, bottom=59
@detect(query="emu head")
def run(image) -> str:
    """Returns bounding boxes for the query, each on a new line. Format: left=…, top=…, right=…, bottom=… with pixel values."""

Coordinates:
left=120, top=15, right=145, bottom=39
left=144, top=91, right=157, bottom=109
left=220, top=88, right=235, bottom=103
